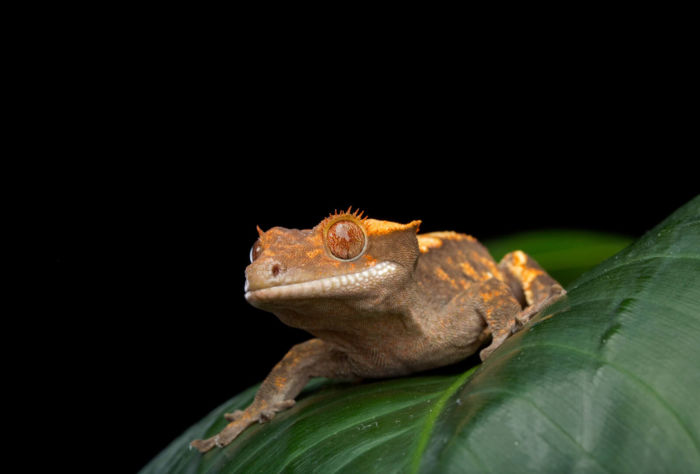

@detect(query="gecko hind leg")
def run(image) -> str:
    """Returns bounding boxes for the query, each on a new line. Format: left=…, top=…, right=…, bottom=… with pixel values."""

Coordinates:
left=498, top=250, right=565, bottom=312
left=515, top=288, right=565, bottom=326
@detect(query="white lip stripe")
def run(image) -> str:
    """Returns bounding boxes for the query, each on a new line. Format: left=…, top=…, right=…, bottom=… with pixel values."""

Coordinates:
left=245, top=261, right=399, bottom=300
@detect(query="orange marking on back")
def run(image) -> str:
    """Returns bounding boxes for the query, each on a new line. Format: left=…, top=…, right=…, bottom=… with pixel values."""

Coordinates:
left=460, top=261, right=482, bottom=280
left=477, top=255, right=504, bottom=280
left=505, top=251, right=544, bottom=304
left=435, top=267, right=459, bottom=289
left=418, top=235, right=443, bottom=253
left=479, top=288, right=500, bottom=303
left=435, top=267, right=450, bottom=280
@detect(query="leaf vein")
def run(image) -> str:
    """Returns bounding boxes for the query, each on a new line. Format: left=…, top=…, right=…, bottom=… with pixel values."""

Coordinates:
left=492, top=342, right=700, bottom=455
left=456, top=386, right=611, bottom=474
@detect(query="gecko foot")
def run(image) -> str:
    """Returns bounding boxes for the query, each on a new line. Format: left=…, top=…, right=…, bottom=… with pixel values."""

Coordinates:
left=190, top=437, right=218, bottom=453
left=516, top=287, right=566, bottom=325
left=190, top=420, right=249, bottom=453
left=479, top=326, right=514, bottom=361
left=191, top=400, right=297, bottom=453
left=480, top=288, right=567, bottom=361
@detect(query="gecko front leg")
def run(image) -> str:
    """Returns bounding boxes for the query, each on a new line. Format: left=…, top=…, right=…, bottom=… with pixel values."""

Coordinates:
left=190, top=338, right=351, bottom=453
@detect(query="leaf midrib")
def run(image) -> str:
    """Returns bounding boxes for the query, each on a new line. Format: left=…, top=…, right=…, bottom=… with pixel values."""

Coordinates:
left=409, top=367, right=477, bottom=473
left=228, top=377, right=453, bottom=472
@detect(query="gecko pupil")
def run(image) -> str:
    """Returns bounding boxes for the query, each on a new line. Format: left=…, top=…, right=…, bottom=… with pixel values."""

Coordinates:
left=327, top=220, right=365, bottom=260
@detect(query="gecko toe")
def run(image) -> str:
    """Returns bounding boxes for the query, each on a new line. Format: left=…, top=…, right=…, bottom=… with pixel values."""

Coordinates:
left=190, top=437, right=217, bottom=453
left=224, top=410, right=245, bottom=421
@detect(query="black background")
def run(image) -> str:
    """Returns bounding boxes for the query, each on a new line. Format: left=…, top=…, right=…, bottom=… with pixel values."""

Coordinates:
left=33, top=29, right=696, bottom=473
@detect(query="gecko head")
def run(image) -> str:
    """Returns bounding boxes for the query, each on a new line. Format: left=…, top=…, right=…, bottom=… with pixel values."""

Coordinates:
left=244, top=208, right=421, bottom=311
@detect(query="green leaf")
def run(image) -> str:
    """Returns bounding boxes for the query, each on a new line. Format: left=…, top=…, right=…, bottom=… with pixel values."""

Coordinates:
left=485, top=229, right=633, bottom=287
left=141, top=200, right=699, bottom=473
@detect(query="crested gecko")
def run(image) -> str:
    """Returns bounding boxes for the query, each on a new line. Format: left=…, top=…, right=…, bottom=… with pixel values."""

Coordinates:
left=191, top=208, right=564, bottom=452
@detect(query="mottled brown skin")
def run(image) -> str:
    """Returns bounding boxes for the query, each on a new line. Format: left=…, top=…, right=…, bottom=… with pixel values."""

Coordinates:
left=191, top=209, right=565, bottom=452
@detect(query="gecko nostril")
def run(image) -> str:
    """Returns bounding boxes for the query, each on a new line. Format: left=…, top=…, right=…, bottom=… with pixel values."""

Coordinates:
left=271, top=264, right=282, bottom=277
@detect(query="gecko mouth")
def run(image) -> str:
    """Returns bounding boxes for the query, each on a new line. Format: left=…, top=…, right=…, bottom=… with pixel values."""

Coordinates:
left=244, top=261, right=400, bottom=302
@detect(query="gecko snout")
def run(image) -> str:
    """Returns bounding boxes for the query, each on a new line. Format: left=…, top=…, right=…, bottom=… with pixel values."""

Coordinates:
left=245, top=258, right=288, bottom=293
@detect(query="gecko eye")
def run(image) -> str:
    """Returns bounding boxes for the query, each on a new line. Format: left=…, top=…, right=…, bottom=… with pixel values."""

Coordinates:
left=250, top=239, right=263, bottom=263
left=326, top=220, right=366, bottom=260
